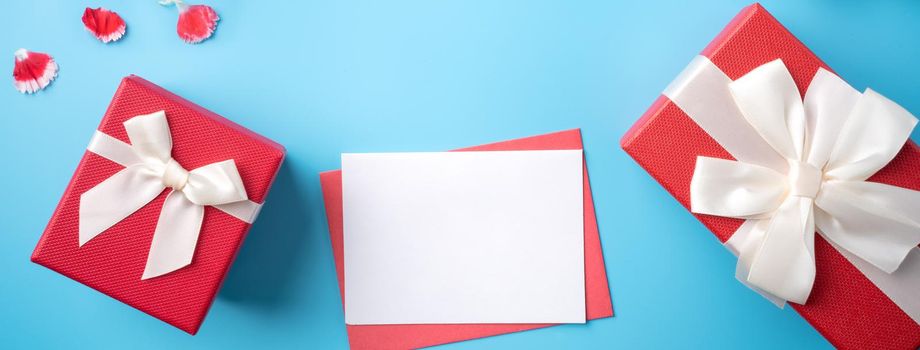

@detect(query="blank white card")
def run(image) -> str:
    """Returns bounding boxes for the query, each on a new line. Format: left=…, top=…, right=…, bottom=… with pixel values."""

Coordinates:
left=342, top=150, right=585, bottom=325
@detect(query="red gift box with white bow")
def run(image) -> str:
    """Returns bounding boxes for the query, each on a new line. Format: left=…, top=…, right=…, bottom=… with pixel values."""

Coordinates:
left=32, top=76, right=285, bottom=334
left=622, top=4, right=920, bottom=349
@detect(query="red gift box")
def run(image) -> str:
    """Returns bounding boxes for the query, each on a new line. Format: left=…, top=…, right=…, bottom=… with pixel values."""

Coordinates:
left=621, top=4, right=920, bottom=350
left=31, top=76, right=285, bottom=334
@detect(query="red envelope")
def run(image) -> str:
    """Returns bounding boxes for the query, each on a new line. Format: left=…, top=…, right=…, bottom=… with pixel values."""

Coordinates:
left=320, top=129, right=613, bottom=349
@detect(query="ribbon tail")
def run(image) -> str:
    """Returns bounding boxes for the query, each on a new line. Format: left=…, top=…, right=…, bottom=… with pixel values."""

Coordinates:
left=79, top=165, right=164, bottom=246
left=725, top=219, right=788, bottom=307
left=142, top=191, right=205, bottom=280
left=213, top=200, right=262, bottom=223
left=745, top=197, right=817, bottom=304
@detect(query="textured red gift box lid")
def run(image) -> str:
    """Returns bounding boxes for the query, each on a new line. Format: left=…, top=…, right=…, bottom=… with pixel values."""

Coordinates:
left=621, top=4, right=920, bottom=350
left=32, top=76, right=285, bottom=335
left=320, top=129, right=613, bottom=349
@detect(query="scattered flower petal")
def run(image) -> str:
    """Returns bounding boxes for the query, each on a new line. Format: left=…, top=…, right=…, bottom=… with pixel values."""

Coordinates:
left=82, top=7, right=127, bottom=43
left=12, top=49, right=58, bottom=94
left=160, top=0, right=219, bottom=44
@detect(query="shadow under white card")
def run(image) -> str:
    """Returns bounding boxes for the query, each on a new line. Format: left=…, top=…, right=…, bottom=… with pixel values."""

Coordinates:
left=342, top=150, right=585, bottom=325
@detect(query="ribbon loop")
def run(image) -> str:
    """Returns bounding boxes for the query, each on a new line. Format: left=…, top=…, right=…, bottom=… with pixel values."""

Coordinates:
left=123, top=111, right=173, bottom=164
left=801, top=69, right=860, bottom=169
left=824, top=89, right=919, bottom=182
left=79, top=111, right=256, bottom=279
left=816, top=181, right=920, bottom=273
left=183, top=160, right=248, bottom=206
left=79, top=165, right=164, bottom=245
left=690, top=156, right=787, bottom=219
left=729, top=59, right=807, bottom=161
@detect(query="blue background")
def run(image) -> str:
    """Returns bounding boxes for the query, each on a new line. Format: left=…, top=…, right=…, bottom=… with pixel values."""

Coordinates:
left=3, top=1, right=918, bottom=349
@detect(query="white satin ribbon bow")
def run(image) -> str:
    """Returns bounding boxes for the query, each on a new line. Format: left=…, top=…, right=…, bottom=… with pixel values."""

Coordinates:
left=79, top=111, right=261, bottom=279
left=685, top=59, right=920, bottom=305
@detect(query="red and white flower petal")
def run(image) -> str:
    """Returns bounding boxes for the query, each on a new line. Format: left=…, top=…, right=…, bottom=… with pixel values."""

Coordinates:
left=160, top=0, right=219, bottom=44
left=82, top=7, right=127, bottom=43
left=12, top=49, right=58, bottom=94
left=177, top=4, right=219, bottom=43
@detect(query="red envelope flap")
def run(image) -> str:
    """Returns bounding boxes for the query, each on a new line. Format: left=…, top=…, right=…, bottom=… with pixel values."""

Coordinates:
left=32, top=76, right=285, bottom=334
left=320, top=129, right=612, bottom=349
left=621, top=4, right=920, bottom=349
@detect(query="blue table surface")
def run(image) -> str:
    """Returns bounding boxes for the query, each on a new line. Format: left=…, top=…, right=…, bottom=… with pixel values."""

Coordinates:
left=3, top=1, right=919, bottom=349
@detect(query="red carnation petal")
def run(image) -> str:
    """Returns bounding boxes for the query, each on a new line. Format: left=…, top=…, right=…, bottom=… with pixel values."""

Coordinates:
left=12, top=49, right=58, bottom=94
left=82, top=7, right=127, bottom=43
left=176, top=4, right=219, bottom=44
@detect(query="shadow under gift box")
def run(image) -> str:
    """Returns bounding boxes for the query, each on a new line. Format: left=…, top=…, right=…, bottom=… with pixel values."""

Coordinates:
left=32, top=76, right=286, bottom=334
left=621, top=4, right=920, bottom=350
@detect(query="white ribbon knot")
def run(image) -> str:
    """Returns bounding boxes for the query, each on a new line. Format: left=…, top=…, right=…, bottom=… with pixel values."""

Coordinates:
left=684, top=59, right=920, bottom=305
left=79, top=111, right=262, bottom=280
left=787, top=160, right=821, bottom=199
left=162, top=158, right=190, bottom=191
